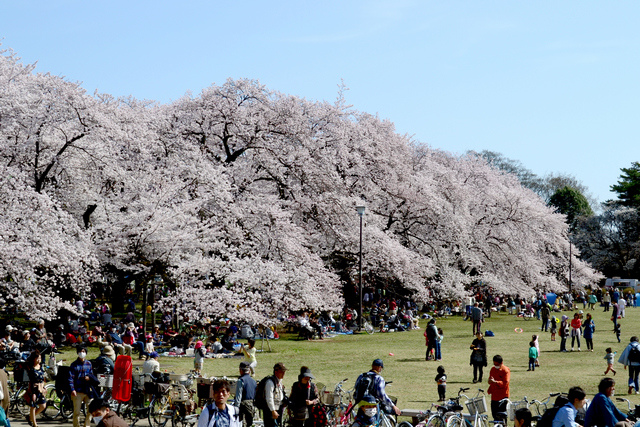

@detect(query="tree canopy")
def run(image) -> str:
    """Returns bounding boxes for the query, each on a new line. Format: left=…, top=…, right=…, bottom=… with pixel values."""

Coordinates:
left=610, top=162, right=640, bottom=208
left=0, top=47, right=603, bottom=321
left=549, top=186, right=594, bottom=229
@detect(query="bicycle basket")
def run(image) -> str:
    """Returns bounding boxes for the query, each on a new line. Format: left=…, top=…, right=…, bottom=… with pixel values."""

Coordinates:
left=507, top=400, right=528, bottom=421
left=465, top=396, right=487, bottom=415
left=98, top=374, right=114, bottom=388
left=319, top=389, right=340, bottom=405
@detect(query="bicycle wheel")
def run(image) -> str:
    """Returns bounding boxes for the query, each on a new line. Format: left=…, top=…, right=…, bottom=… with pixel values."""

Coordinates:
left=425, top=414, right=446, bottom=427
left=149, top=395, right=171, bottom=427
left=446, top=414, right=463, bottom=427
left=398, top=421, right=414, bottom=427
left=59, top=394, right=74, bottom=420
left=14, top=384, right=30, bottom=417
left=476, top=415, right=489, bottom=427
left=41, top=384, right=61, bottom=420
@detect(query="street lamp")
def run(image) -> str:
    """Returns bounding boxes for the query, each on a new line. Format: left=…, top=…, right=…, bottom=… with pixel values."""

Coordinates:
left=356, top=204, right=366, bottom=330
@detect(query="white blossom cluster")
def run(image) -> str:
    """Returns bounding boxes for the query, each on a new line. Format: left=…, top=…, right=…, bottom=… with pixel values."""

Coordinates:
left=0, top=47, right=602, bottom=322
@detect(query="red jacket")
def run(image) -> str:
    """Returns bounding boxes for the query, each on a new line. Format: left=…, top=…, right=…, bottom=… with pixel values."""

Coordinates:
left=487, top=364, right=510, bottom=401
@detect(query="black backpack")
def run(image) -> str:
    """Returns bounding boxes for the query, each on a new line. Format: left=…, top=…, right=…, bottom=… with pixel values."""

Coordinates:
left=629, top=345, right=640, bottom=364
left=537, top=396, right=569, bottom=427
left=254, top=375, right=277, bottom=411
left=354, top=371, right=377, bottom=403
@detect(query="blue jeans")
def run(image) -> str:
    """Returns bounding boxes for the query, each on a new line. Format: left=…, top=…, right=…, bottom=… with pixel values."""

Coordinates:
left=528, top=357, right=535, bottom=371
left=435, top=342, right=442, bottom=360
left=629, top=365, right=640, bottom=392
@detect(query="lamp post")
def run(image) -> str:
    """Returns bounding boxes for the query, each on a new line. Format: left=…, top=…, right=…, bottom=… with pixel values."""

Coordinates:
left=356, top=204, right=366, bottom=330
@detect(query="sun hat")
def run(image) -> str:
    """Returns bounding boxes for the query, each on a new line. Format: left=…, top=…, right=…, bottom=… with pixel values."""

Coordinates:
left=195, top=340, right=203, bottom=349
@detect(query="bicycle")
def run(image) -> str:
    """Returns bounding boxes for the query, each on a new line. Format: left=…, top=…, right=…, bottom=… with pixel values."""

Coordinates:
left=148, top=372, right=199, bottom=427
left=528, top=392, right=561, bottom=417
left=321, top=378, right=355, bottom=427
left=615, top=397, right=640, bottom=422
left=445, top=389, right=489, bottom=427
left=424, top=387, right=468, bottom=427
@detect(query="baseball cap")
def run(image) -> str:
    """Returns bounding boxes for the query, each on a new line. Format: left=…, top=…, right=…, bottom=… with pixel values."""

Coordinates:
left=372, top=359, right=384, bottom=368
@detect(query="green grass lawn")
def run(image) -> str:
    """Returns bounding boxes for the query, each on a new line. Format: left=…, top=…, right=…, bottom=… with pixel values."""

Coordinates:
left=67, top=304, right=640, bottom=416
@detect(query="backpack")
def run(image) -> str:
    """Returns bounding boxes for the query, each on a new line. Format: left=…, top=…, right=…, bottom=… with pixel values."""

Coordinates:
left=354, top=371, right=377, bottom=403
left=629, top=345, right=640, bottom=364
left=254, top=375, right=277, bottom=411
left=537, top=396, right=569, bottom=427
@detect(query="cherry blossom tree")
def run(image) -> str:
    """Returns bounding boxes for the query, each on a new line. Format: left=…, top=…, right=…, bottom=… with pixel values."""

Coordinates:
left=1, top=47, right=604, bottom=321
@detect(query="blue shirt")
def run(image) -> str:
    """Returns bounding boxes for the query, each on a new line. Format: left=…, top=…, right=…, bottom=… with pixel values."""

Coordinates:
left=369, top=371, right=393, bottom=407
left=553, top=403, right=578, bottom=427
left=584, top=393, right=627, bottom=427
left=68, top=359, right=94, bottom=394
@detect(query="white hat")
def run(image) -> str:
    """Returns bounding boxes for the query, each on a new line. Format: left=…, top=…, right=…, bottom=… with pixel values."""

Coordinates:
left=5, top=325, right=13, bottom=332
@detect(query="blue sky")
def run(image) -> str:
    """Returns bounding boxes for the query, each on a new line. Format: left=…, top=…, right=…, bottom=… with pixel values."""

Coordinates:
left=2, top=1, right=639, bottom=205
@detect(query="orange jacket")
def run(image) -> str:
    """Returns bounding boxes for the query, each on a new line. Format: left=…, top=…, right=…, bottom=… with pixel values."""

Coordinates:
left=487, top=364, right=510, bottom=401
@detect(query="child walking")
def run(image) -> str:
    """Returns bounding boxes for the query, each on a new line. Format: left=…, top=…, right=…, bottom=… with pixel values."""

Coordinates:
left=435, top=366, right=447, bottom=402
left=550, top=316, right=557, bottom=341
left=527, top=341, right=538, bottom=371
left=604, top=347, right=617, bottom=375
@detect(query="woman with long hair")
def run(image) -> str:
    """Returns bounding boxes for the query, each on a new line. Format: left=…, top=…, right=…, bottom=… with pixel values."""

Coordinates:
left=26, top=350, right=47, bottom=426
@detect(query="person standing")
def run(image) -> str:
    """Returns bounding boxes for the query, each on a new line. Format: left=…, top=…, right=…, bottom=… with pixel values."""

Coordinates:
left=0, top=359, right=10, bottom=413
left=234, top=362, right=257, bottom=427
left=288, top=367, right=320, bottom=427
left=552, top=386, right=586, bottom=427
left=618, top=296, right=627, bottom=318
left=570, top=313, right=582, bottom=351
left=583, top=313, right=595, bottom=352
left=68, top=347, right=95, bottom=427
left=26, top=350, right=47, bottom=427
left=588, top=293, right=597, bottom=310
left=560, top=315, right=569, bottom=352
left=584, top=377, right=634, bottom=427
left=617, top=336, right=640, bottom=394
left=541, top=303, right=550, bottom=332
left=611, top=302, right=619, bottom=331
left=264, top=362, right=288, bottom=427
left=198, top=380, right=241, bottom=427
left=471, top=303, right=484, bottom=336
left=527, top=342, right=538, bottom=372
left=354, top=359, right=400, bottom=415
left=425, top=319, right=438, bottom=361
left=435, top=366, right=447, bottom=402
left=603, top=292, right=611, bottom=312
left=470, top=332, right=487, bottom=384
left=487, top=355, right=510, bottom=423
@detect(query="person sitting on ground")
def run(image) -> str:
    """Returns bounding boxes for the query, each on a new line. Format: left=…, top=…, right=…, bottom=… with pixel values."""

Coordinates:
left=88, top=397, right=128, bottom=427
left=584, top=377, right=633, bottom=427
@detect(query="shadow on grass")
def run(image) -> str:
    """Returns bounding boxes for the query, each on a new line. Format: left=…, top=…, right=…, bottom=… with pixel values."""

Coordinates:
left=397, top=358, right=427, bottom=362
